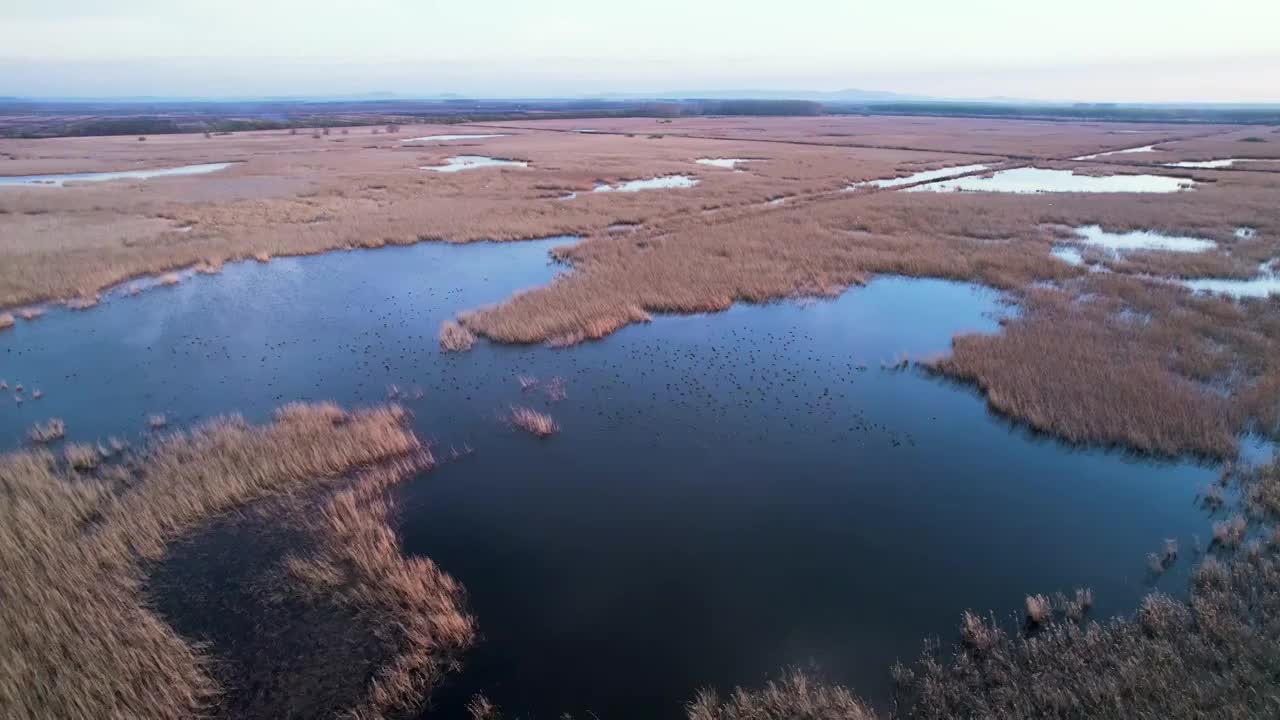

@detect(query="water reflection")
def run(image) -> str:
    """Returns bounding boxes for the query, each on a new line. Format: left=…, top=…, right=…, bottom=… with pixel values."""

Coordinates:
left=849, top=163, right=988, bottom=189
left=421, top=156, right=529, bottom=172
left=1070, top=225, right=1216, bottom=254
left=0, top=240, right=1222, bottom=720
left=910, top=168, right=1196, bottom=194
left=0, top=163, right=232, bottom=187
left=593, top=175, right=699, bottom=192
left=405, top=134, right=508, bottom=143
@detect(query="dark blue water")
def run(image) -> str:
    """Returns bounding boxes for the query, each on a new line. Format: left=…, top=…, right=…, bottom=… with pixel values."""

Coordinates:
left=0, top=239, right=1218, bottom=719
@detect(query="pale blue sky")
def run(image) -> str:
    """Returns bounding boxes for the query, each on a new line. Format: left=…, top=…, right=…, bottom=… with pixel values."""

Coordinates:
left=2, top=0, right=1277, bottom=101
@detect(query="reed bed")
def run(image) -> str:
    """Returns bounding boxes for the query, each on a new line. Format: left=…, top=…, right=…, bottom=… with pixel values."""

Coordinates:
left=0, top=402, right=467, bottom=720
left=0, top=126, right=975, bottom=310
left=482, top=115, right=1223, bottom=159
left=929, top=285, right=1239, bottom=457
left=694, top=455, right=1280, bottom=719
left=2, top=120, right=1275, bottom=459
left=62, top=442, right=101, bottom=470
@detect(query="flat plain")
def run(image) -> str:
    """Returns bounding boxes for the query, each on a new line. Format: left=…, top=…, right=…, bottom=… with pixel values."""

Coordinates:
left=2, top=113, right=1280, bottom=719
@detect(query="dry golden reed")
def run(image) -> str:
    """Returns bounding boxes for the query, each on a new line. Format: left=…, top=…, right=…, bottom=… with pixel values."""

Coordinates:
left=0, top=402, right=467, bottom=720
left=285, top=458, right=475, bottom=719
left=439, top=319, right=476, bottom=352
left=2, top=119, right=1275, bottom=459
left=688, top=669, right=877, bottom=720
left=510, top=405, right=558, bottom=437
left=28, top=417, right=66, bottom=443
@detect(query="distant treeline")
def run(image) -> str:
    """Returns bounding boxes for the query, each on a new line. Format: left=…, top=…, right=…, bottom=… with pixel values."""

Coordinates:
left=833, top=101, right=1280, bottom=125
left=2, top=96, right=1276, bottom=138
left=0, top=98, right=823, bottom=138
left=667, top=99, right=823, bottom=116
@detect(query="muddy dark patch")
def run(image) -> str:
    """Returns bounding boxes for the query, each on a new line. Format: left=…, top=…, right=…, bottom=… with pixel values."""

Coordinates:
left=147, top=495, right=389, bottom=719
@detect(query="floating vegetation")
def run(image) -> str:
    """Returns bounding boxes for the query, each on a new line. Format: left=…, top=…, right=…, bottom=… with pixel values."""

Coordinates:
left=509, top=406, right=558, bottom=437
left=28, top=418, right=66, bottom=443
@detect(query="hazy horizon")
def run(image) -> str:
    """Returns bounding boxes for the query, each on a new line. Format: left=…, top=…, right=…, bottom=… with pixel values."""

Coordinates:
left=3, top=0, right=1278, bottom=103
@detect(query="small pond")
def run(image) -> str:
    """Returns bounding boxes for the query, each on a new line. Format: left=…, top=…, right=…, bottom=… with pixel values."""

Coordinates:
left=1070, top=225, right=1216, bottom=254
left=1072, top=145, right=1159, bottom=160
left=696, top=158, right=753, bottom=169
left=421, top=156, right=529, bottom=172
left=850, top=163, right=989, bottom=189
left=405, top=134, right=508, bottom=142
left=593, top=175, right=699, bottom=192
left=1164, top=158, right=1268, bottom=169
left=909, top=167, right=1196, bottom=194
left=0, top=162, right=233, bottom=187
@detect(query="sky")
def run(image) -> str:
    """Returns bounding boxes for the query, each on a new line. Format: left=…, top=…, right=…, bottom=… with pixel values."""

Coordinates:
left=2, top=0, right=1278, bottom=102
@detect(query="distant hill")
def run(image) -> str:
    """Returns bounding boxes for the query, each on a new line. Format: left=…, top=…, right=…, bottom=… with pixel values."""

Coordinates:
left=591, top=88, right=940, bottom=102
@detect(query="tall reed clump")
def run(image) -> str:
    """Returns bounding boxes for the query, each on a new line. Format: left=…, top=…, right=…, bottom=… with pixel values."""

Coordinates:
left=285, top=458, right=475, bottom=718
left=0, top=402, right=461, bottom=720
left=693, top=454, right=1280, bottom=719
left=28, top=418, right=66, bottom=443
left=439, top=320, right=476, bottom=352
left=688, top=669, right=876, bottom=720
left=510, top=406, right=558, bottom=437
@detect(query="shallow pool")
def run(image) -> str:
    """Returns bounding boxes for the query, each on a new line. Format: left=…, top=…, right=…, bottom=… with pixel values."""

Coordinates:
left=910, top=167, right=1196, bottom=194
left=1051, top=246, right=1085, bottom=266
left=1072, top=145, right=1159, bottom=160
left=696, top=158, right=752, bottom=169
left=0, top=162, right=233, bottom=187
left=1164, top=158, right=1268, bottom=169
left=1070, top=225, right=1216, bottom=254
left=1185, top=261, right=1280, bottom=299
left=850, top=163, right=989, bottom=189
left=404, top=134, right=508, bottom=142
left=421, top=156, right=529, bottom=172
left=593, top=175, right=699, bottom=192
